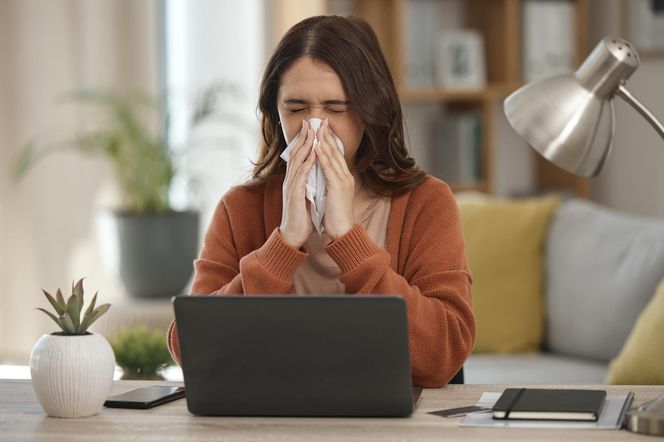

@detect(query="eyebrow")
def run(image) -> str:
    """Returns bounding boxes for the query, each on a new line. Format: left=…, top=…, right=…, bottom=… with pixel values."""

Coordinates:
left=283, top=99, right=351, bottom=105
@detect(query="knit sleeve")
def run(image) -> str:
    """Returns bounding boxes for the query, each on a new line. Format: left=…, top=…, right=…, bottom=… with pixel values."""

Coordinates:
left=325, top=183, right=475, bottom=388
left=192, top=204, right=307, bottom=297
left=167, top=197, right=307, bottom=365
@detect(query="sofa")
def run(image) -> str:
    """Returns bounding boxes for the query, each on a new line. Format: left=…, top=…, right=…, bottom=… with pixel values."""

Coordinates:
left=457, top=194, right=664, bottom=385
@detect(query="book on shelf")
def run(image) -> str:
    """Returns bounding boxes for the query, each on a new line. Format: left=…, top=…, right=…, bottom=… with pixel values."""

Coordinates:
left=492, top=388, right=607, bottom=421
left=522, top=0, right=575, bottom=82
left=404, top=0, right=438, bottom=87
left=434, top=112, right=482, bottom=186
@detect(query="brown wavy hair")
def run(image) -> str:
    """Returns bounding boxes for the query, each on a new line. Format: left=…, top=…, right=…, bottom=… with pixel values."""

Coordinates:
left=252, top=15, right=425, bottom=196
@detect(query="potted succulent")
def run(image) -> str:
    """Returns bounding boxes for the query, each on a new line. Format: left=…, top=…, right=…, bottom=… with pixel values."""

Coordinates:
left=110, top=327, right=174, bottom=380
left=13, top=90, right=201, bottom=298
left=30, top=279, right=114, bottom=418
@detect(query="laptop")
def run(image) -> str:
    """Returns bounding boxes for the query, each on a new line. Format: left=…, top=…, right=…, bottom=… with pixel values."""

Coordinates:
left=173, top=295, right=415, bottom=417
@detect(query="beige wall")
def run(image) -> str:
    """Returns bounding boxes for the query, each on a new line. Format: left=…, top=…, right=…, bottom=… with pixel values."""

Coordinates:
left=0, top=0, right=159, bottom=363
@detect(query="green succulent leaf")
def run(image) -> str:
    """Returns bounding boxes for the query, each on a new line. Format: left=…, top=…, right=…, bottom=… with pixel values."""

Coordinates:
left=42, top=290, right=66, bottom=316
left=57, top=312, right=77, bottom=334
left=55, top=289, right=65, bottom=307
left=73, top=279, right=85, bottom=324
left=79, top=303, right=111, bottom=333
left=72, top=278, right=84, bottom=298
left=84, top=291, right=98, bottom=318
left=66, top=293, right=81, bottom=331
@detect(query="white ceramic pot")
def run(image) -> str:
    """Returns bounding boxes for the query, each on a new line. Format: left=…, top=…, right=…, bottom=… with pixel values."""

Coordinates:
left=29, top=332, right=115, bottom=418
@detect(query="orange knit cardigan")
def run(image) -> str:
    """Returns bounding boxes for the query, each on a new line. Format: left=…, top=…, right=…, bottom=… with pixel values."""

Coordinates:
left=168, top=174, right=475, bottom=388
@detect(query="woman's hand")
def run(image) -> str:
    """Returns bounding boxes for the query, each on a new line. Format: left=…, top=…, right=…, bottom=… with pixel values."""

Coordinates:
left=280, top=120, right=317, bottom=249
left=317, top=119, right=355, bottom=240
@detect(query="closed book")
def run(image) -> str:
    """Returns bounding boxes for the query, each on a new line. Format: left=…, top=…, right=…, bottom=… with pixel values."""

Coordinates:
left=492, top=388, right=607, bottom=421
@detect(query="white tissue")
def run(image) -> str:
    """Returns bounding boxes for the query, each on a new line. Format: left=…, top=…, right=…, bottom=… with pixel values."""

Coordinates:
left=280, top=117, right=344, bottom=234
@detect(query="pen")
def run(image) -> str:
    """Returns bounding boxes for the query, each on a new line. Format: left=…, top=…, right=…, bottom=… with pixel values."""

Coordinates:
left=619, top=391, right=635, bottom=429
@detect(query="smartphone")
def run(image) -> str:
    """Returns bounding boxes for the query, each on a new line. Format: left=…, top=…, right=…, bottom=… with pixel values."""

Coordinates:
left=104, top=386, right=185, bottom=409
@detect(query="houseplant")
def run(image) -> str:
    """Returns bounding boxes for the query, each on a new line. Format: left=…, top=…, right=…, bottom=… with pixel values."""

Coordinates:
left=13, top=90, right=201, bottom=298
left=29, top=278, right=115, bottom=418
left=110, top=327, right=173, bottom=380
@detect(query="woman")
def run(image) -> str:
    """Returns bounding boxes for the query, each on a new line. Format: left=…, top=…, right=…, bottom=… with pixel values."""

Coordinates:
left=168, top=15, right=474, bottom=388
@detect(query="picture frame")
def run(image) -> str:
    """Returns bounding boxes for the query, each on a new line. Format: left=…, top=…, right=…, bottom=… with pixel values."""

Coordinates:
left=436, top=30, right=486, bottom=90
left=623, top=0, right=664, bottom=55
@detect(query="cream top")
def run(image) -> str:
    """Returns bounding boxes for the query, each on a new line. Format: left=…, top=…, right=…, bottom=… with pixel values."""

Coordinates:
left=293, top=188, right=391, bottom=294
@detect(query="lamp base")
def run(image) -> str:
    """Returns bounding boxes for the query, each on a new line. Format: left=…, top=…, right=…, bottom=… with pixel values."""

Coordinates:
left=626, top=394, right=664, bottom=436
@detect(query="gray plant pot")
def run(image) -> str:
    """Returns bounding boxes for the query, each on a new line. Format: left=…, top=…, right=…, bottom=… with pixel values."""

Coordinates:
left=114, top=210, right=199, bottom=298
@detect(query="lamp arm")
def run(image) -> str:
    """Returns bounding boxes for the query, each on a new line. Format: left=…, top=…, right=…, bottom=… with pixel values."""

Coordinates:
left=616, top=85, right=664, bottom=141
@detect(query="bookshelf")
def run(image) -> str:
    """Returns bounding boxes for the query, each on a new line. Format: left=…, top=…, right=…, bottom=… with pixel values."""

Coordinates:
left=273, top=0, right=590, bottom=196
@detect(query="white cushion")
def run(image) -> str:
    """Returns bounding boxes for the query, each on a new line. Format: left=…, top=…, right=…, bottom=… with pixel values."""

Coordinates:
left=545, top=199, right=664, bottom=361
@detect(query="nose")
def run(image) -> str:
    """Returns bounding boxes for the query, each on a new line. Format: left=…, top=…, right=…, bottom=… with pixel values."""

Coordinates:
left=306, top=106, right=326, bottom=121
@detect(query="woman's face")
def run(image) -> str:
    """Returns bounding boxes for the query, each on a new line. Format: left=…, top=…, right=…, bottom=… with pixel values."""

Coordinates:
left=277, top=56, right=365, bottom=168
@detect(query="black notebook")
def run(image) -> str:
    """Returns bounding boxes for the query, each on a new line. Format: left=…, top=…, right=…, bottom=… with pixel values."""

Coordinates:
left=492, top=388, right=607, bottom=421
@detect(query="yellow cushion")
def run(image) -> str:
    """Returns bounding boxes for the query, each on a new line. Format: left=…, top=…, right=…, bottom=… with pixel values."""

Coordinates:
left=606, top=278, right=664, bottom=384
left=457, top=194, right=560, bottom=353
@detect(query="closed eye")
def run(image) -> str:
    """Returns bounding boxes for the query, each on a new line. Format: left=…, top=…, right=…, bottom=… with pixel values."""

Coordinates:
left=327, top=107, right=348, bottom=114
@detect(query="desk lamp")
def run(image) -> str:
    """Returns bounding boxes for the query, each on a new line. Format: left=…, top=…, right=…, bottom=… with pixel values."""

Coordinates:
left=503, top=36, right=664, bottom=437
left=504, top=36, right=664, bottom=177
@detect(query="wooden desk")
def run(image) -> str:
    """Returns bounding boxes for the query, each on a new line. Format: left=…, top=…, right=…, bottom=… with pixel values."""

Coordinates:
left=1, top=380, right=660, bottom=441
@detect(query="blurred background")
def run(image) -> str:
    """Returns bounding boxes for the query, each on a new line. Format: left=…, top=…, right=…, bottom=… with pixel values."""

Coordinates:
left=1, top=0, right=663, bottom=365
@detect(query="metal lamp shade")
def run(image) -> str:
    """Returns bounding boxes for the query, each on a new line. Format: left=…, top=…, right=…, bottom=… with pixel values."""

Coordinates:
left=504, top=37, right=640, bottom=177
left=504, top=74, right=614, bottom=177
